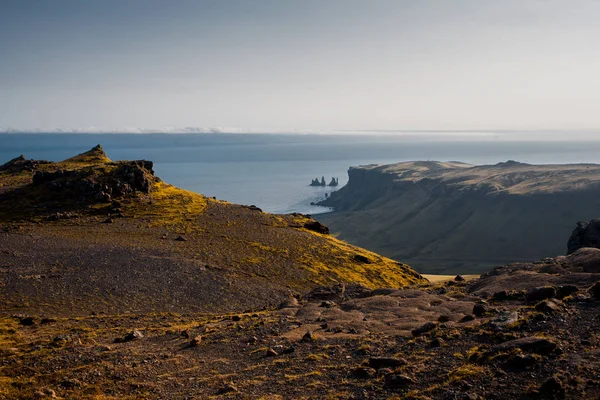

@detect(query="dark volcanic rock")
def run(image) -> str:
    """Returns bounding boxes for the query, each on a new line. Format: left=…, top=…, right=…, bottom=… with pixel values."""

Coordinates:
left=384, top=374, right=414, bottom=389
left=303, top=220, right=330, bottom=234
left=526, top=286, right=556, bottom=303
left=568, top=220, right=600, bottom=254
left=368, top=357, right=407, bottom=369
left=494, top=336, right=558, bottom=355
left=412, top=322, right=437, bottom=336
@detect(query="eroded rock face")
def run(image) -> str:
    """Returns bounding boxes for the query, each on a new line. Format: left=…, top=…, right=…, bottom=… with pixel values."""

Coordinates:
left=567, top=219, right=600, bottom=254
left=31, top=160, right=155, bottom=203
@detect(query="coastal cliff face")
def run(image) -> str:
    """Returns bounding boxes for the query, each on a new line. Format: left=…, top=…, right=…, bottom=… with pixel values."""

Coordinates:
left=318, top=161, right=600, bottom=273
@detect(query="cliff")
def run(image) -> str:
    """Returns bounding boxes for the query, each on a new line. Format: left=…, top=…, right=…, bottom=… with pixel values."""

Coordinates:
left=317, top=161, right=600, bottom=273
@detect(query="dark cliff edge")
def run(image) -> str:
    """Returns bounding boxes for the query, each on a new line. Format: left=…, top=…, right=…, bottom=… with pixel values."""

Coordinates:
left=317, top=161, right=600, bottom=274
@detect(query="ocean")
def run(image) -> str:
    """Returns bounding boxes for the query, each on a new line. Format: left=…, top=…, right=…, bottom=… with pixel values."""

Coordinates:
left=2, top=133, right=600, bottom=214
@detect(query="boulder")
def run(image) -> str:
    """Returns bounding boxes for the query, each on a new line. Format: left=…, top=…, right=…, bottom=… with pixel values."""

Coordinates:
left=567, top=219, right=600, bottom=254
left=493, top=336, right=557, bottom=355
left=368, top=357, right=407, bottom=369
left=526, top=286, right=556, bottom=303
left=411, top=322, right=437, bottom=336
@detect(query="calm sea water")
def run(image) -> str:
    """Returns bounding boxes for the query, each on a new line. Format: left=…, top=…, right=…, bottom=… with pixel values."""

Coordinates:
left=2, top=133, right=600, bottom=214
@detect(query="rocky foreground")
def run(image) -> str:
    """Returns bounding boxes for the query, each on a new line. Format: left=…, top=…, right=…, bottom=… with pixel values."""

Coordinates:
left=318, top=160, right=600, bottom=274
left=1, top=148, right=600, bottom=399
left=2, top=246, right=600, bottom=399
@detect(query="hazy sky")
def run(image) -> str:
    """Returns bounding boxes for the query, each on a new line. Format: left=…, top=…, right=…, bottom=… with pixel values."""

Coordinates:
left=2, top=0, right=600, bottom=132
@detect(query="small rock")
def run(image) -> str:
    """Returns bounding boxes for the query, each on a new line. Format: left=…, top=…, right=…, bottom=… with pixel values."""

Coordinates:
left=589, top=281, right=600, bottom=299
left=19, top=316, right=36, bottom=326
left=180, top=330, right=190, bottom=339
left=368, top=357, right=406, bottom=369
left=526, top=286, right=556, bottom=303
left=494, top=336, right=557, bottom=355
left=115, top=330, right=143, bottom=343
left=384, top=374, right=415, bottom=388
left=535, top=299, right=562, bottom=314
left=191, top=336, right=202, bottom=347
left=429, top=338, right=444, bottom=348
left=320, top=300, right=336, bottom=308
left=216, top=384, right=238, bottom=395
left=351, top=367, right=376, bottom=379
left=43, top=389, right=56, bottom=398
left=265, top=348, right=278, bottom=357
left=455, top=275, right=465, bottom=282
left=460, top=314, right=475, bottom=323
left=556, top=285, right=578, bottom=299
left=279, top=297, right=299, bottom=309
left=175, top=235, right=187, bottom=242
left=33, top=392, right=46, bottom=399
left=473, top=303, right=487, bottom=317
left=231, top=315, right=242, bottom=321
left=539, top=376, right=565, bottom=399
left=302, top=331, right=317, bottom=342
left=103, top=217, right=113, bottom=224
left=412, top=322, right=437, bottom=336
left=504, top=353, right=538, bottom=370
left=438, top=315, right=451, bottom=323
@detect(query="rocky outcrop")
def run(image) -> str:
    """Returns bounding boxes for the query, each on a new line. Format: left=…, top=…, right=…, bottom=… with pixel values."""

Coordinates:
left=328, top=177, right=339, bottom=187
left=0, top=155, right=51, bottom=173
left=31, top=160, right=155, bottom=204
left=310, top=176, right=338, bottom=187
left=567, top=219, right=600, bottom=254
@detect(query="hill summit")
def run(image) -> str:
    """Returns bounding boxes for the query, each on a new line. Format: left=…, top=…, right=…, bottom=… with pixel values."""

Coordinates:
left=0, top=146, right=424, bottom=317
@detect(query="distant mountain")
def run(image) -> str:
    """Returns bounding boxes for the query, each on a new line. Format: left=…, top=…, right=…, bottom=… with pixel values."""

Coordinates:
left=317, top=160, right=600, bottom=274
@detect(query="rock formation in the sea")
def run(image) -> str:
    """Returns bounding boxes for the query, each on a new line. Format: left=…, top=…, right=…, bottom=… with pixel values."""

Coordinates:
left=310, top=176, right=338, bottom=186
left=317, top=160, right=600, bottom=274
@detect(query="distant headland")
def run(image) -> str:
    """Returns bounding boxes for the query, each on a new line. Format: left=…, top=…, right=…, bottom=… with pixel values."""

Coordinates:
left=310, top=176, right=339, bottom=187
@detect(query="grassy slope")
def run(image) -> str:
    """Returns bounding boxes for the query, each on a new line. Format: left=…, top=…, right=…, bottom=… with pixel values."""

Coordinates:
left=0, top=146, right=425, bottom=317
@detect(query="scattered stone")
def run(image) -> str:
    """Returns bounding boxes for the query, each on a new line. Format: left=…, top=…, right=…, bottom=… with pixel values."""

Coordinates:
left=368, top=357, right=407, bottom=369
left=589, top=281, right=600, bottom=299
left=455, top=275, right=465, bottom=282
left=114, top=330, right=144, bottom=343
left=384, top=374, right=415, bottom=389
left=103, top=217, right=113, bottom=224
left=526, top=286, right=556, bottom=303
left=556, top=285, right=579, bottom=299
left=43, top=389, right=56, bottom=398
left=175, top=235, right=187, bottom=242
left=19, top=316, right=36, bottom=326
left=216, top=384, right=238, bottom=395
left=180, top=330, right=190, bottom=339
left=438, top=315, right=451, bottom=323
left=535, top=299, right=562, bottom=314
left=40, top=318, right=56, bottom=324
left=231, top=315, right=242, bottom=321
left=412, top=322, right=437, bottom=336
left=265, top=348, right=278, bottom=357
left=539, top=376, right=565, bottom=399
left=302, top=331, right=317, bottom=342
left=429, top=338, right=444, bottom=348
left=191, top=336, right=202, bottom=347
left=494, top=336, right=558, bottom=355
left=319, top=300, right=336, bottom=308
left=460, top=315, right=475, bottom=323
left=473, top=303, right=487, bottom=317
left=351, top=367, right=376, bottom=379
left=303, top=220, right=329, bottom=234
left=504, top=354, right=538, bottom=370
left=279, top=297, right=299, bottom=309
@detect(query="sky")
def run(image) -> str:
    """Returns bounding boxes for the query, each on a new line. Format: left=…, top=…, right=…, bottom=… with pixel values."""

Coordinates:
left=2, top=0, right=600, bottom=133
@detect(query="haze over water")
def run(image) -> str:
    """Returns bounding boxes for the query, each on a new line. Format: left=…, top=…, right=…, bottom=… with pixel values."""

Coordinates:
left=3, top=133, right=600, bottom=214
